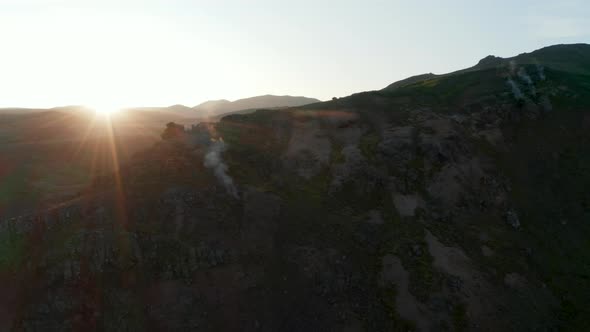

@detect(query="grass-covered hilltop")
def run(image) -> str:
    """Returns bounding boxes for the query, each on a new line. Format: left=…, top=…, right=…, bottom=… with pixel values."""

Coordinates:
left=2, top=44, right=590, bottom=331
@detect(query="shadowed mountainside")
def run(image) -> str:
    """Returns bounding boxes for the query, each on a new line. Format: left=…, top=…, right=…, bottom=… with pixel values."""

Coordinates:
left=1, top=44, right=589, bottom=331
left=383, top=43, right=590, bottom=93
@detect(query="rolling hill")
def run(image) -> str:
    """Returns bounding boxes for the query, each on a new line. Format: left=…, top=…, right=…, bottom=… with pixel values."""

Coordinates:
left=193, top=94, right=321, bottom=117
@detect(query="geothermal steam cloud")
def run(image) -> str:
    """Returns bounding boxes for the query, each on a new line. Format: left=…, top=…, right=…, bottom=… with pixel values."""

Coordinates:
left=204, top=138, right=238, bottom=198
left=517, top=67, right=536, bottom=96
left=536, top=64, right=546, bottom=80
left=507, top=79, right=524, bottom=100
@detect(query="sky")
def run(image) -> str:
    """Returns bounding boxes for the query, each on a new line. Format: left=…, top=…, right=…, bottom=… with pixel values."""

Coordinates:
left=0, top=0, right=588, bottom=109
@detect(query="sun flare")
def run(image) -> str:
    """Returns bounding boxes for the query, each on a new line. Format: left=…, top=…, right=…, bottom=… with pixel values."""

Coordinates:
left=91, top=103, right=122, bottom=116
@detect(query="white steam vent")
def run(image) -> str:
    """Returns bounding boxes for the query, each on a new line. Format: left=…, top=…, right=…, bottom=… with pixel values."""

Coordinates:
left=204, top=138, right=239, bottom=198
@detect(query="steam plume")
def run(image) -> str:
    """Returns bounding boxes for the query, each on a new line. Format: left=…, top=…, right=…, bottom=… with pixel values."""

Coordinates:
left=536, top=64, right=546, bottom=80
left=517, top=68, right=536, bottom=96
left=507, top=79, right=524, bottom=100
left=509, top=60, right=517, bottom=75
left=517, top=68, right=533, bottom=85
left=204, top=139, right=238, bottom=198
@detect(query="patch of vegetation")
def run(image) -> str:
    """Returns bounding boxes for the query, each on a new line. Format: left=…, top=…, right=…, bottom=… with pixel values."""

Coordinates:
left=378, top=285, right=417, bottom=331
left=0, top=231, right=25, bottom=270
left=328, top=171, right=389, bottom=216
left=377, top=208, right=441, bottom=302
left=452, top=302, right=468, bottom=332
left=407, top=155, right=425, bottom=171
left=0, top=163, right=38, bottom=206
left=545, top=69, right=590, bottom=109
left=380, top=285, right=398, bottom=318
left=398, top=228, right=442, bottom=302
left=359, top=132, right=380, bottom=161
left=330, top=142, right=346, bottom=164
left=472, top=135, right=501, bottom=161
left=281, top=166, right=331, bottom=207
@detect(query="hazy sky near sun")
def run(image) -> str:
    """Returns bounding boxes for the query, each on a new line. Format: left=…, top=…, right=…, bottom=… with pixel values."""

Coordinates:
left=0, top=0, right=589, bottom=108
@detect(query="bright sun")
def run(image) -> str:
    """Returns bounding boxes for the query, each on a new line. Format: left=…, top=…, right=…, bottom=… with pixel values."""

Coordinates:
left=91, top=103, right=122, bottom=116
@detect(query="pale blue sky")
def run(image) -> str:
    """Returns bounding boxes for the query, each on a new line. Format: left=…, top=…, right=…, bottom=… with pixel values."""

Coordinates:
left=0, top=0, right=588, bottom=108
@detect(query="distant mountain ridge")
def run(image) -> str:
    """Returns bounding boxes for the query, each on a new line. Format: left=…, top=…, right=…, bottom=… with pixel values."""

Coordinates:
left=193, top=94, right=321, bottom=117
left=0, top=95, right=321, bottom=119
left=193, top=99, right=231, bottom=113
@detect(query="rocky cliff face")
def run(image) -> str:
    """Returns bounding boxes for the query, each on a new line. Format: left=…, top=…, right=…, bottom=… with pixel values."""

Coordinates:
left=1, top=44, right=589, bottom=331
